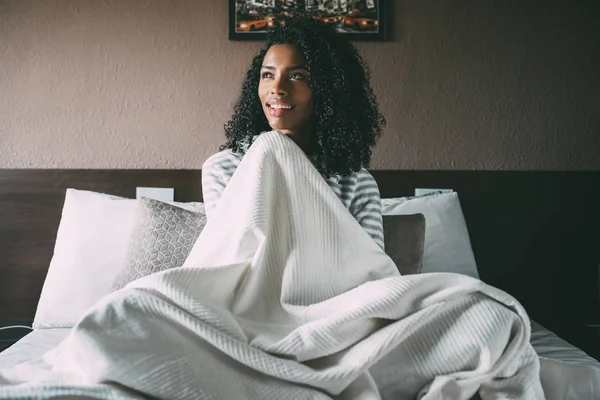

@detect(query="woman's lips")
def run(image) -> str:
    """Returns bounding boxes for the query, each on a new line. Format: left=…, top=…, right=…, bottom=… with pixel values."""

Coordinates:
left=267, top=102, right=293, bottom=117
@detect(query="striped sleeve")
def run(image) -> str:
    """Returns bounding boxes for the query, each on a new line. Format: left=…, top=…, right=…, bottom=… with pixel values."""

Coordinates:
left=349, top=169, right=385, bottom=250
left=201, top=150, right=240, bottom=220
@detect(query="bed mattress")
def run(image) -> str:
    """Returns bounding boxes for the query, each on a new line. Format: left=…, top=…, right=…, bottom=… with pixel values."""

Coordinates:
left=0, top=323, right=598, bottom=399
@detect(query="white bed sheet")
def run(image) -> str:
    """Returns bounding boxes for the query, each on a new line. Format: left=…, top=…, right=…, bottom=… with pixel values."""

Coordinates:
left=0, top=328, right=69, bottom=371
left=0, top=323, right=598, bottom=399
left=530, top=321, right=600, bottom=399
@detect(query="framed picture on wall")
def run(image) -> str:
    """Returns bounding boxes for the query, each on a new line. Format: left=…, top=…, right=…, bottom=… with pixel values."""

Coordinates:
left=229, top=0, right=389, bottom=42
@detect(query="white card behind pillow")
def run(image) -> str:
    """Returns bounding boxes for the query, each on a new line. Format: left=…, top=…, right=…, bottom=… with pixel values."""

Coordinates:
left=382, top=192, right=479, bottom=279
left=136, top=187, right=174, bottom=202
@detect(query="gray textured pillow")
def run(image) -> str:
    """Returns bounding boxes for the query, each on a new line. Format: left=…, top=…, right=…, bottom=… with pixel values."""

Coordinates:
left=111, top=198, right=207, bottom=291
left=383, top=213, right=426, bottom=275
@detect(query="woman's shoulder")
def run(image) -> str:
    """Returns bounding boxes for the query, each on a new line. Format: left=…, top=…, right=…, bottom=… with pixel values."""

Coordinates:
left=203, top=134, right=260, bottom=170
left=332, top=168, right=376, bottom=183
left=356, top=167, right=376, bottom=181
left=355, top=168, right=380, bottom=192
left=324, top=168, right=378, bottom=195
left=202, top=148, right=243, bottom=172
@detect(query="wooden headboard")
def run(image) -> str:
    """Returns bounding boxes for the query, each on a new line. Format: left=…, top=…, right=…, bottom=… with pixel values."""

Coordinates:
left=1, top=169, right=598, bottom=351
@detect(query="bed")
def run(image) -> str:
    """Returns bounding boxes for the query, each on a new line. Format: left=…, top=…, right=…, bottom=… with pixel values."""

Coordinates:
left=1, top=322, right=598, bottom=399
left=0, top=168, right=599, bottom=398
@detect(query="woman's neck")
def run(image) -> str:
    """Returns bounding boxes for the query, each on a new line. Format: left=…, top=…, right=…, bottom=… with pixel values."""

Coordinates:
left=279, top=128, right=313, bottom=154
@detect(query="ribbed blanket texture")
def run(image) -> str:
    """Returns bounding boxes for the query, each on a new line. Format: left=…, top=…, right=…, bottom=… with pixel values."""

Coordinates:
left=0, top=131, right=544, bottom=399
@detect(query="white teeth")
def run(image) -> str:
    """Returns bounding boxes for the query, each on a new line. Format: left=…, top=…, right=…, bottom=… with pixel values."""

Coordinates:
left=270, top=104, right=291, bottom=109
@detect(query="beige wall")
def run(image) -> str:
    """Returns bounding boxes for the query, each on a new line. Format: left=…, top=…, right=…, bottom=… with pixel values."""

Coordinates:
left=1, top=0, right=598, bottom=170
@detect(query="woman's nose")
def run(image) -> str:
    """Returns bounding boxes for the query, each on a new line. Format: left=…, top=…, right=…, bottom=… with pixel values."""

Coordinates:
left=271, top=77, right=288, bottom=96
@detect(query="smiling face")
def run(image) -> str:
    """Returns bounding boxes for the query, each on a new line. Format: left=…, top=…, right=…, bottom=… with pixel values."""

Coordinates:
left=258, top=44, right=314, bottom=150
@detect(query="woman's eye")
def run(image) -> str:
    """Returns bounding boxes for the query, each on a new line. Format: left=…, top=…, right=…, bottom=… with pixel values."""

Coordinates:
left=290, top=73, right=305, bottom=80
left=261, top=72, right=273, bottom=79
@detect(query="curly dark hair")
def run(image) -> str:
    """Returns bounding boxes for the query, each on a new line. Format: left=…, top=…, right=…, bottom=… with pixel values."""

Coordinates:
left=222, top=13, right=385, bottom=177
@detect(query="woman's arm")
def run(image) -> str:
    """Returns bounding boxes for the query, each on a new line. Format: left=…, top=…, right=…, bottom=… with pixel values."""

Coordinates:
left=349, top=170, right=385, bottom=250
left=201, top=150, right=241, bottom=219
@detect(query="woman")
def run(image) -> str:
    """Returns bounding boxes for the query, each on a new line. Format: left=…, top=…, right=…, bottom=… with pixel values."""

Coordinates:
left=202, top=13, right=386, bottom=249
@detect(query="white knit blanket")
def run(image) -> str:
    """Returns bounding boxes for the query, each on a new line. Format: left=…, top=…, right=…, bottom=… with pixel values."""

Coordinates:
left=0, top=131, right=544, bottom=399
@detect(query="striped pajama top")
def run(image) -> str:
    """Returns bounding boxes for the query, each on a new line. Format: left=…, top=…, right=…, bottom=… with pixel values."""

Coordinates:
left=202, top=147, right=385, bottom=250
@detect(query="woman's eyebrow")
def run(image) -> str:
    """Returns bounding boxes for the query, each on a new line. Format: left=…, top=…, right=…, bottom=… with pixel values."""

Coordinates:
left=287, top=65, right=308, bottom=71
left=260, top=65, right=308, bottom=71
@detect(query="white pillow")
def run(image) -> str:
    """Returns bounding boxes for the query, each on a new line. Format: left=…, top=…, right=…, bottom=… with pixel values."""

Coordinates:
left=381, top=192, right=479, bottom=278
left=33, top=189, right=204, bottom=329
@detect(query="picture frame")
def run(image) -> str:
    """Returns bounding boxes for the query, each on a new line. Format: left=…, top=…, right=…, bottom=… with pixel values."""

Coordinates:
left=229, top=0, right=389, bottom=42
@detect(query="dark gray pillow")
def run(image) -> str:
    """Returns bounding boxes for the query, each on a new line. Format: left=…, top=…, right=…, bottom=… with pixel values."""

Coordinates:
left=111, top=198, right=207, bottom=291
left=383, top=213, right=426, bottom=275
